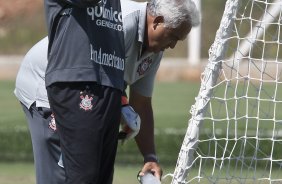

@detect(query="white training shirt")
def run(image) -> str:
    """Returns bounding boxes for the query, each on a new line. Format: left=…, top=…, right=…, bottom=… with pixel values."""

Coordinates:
left=14, top=37, right=50, bottom=109
left=14, top=0, right=163, bottom=109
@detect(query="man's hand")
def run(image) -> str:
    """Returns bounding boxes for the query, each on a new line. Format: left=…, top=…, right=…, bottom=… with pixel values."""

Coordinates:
left=138, top=161, right=163, bottom=181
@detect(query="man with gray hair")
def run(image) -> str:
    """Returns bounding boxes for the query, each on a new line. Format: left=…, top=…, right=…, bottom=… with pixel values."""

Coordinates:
left=14, top=0, right=200, bottom=183
left=144, top=0, right=200, bottom=53
left=123, top=0, right=200, bottom=180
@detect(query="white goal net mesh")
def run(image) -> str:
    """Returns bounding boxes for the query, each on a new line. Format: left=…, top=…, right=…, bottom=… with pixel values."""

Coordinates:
left=168, top=0, right=282, bottom=183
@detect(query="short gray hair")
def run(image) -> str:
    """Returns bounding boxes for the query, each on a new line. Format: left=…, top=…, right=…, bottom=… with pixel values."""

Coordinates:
left=147, top=0, right=200, bottom=28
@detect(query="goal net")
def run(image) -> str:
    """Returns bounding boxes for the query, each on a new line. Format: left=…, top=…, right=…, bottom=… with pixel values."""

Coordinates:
left=168, top=0, right=282, bottom=183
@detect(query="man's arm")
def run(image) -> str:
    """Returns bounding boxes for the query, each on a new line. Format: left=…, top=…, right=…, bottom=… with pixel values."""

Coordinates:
left=129, top=89, right=162, bottom=180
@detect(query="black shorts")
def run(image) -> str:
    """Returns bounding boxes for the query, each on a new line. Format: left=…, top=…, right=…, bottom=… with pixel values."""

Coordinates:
left=47, top=82, right=121, bottom=184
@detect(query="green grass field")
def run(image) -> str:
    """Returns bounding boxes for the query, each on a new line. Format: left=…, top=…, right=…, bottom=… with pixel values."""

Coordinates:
left=0, top=162, right=176, bottom=184
left=1, top=162, right=279, bottom=184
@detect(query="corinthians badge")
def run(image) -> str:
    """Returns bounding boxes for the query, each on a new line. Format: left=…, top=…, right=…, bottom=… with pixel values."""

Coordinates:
left=137, top=57, right=153, bottom=76
left=79, top=87, right=95, bottom=111
left=49, top=113, right=57, bottom=131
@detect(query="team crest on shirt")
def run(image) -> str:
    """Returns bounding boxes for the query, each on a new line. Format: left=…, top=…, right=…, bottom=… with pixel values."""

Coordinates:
left=137, top=57, right=153, bottom=76
left=49, top=113, right=57, bottom=131
left=80, top=94, right=94, bottom=111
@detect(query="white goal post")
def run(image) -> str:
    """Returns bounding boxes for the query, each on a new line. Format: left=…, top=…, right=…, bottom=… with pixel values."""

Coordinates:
left=166, top=0, right=282, bottom=183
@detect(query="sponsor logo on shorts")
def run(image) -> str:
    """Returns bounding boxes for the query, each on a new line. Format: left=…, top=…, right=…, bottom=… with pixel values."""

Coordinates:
left=80, top=94, right=94, bottom=111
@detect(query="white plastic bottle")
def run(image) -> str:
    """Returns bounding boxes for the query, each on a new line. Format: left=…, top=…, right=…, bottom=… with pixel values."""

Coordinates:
left=140, top=172, right=161, bottom=184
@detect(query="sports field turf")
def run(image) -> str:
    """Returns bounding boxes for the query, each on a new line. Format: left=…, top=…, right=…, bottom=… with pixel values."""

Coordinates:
left=0, top=162, right=176, bottom=184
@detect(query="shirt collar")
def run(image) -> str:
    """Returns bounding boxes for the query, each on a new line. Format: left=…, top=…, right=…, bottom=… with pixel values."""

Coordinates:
left=137, top=2, right=147, bottom=44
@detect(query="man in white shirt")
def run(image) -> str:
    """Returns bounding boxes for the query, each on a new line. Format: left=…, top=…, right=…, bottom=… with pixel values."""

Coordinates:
left=15, top=0, right=200, bottom=183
